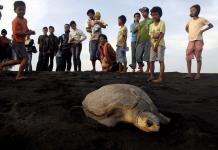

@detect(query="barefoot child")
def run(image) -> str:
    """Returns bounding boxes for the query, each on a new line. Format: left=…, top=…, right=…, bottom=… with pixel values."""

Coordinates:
left=116, top=15, right=128, bottom=73
left=185, top=4, right=213, bottom=80
left=136, top=7, right=153, bottom=72
left=129, top=13, right=141, bottom=72
left=99, top=34, right=117, bottom=72
left=0, top=1, right=35, bottom=80
left=148, top=6, right=166, bottom=83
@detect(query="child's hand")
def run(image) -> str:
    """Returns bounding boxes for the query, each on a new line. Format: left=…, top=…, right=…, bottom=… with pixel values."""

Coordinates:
left=199, top=30, right=204, bottom=35
left=31, top=30, right=36, bottom=35
left=153, top=44, right=158, bottom=53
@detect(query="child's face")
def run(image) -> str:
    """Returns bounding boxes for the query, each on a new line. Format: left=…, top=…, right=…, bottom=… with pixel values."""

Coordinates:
left=49, top=28, right=54, bottom=33
left=95, top=15, right=100, bottom=20
left=118, top=19, right=123, bottom=26
left=99, top=36, right=106, bottom=45
left=141, top=11, right=148, bottom=19
left=190, top=7, right=198, bottom=17
left=15, top=6, right=26, bottom=18
left=71, top=24, right=76, bottom=30
left=134, top=15, right=140, bottom=22
left=151, top=12, right=160, bottom=22
left=43, top=29, right=48, bottom=35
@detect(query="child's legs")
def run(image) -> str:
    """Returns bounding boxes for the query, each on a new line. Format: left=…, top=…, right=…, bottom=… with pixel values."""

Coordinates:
left=159, top=61, right=165, bottom=79
left=149, top=46, right=157, bottom=75
left=17, top=58, right=28, bottom=77
left=194, top=40, right=204, bottom=75
left=144, top=41, right=151, bottom=72
left=131, top=42, right=137, bottom=69
left=158, top=46, right=165, bottom=79
left=136, top=42, right=145, bottom=67
left=186, top=41, right=195, bottom=75
left=0, top=59, right=21, bottom=68
left=150, top=61, right=155, bottom=76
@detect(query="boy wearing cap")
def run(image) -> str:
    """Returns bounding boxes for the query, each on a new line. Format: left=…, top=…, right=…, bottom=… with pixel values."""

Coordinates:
left=136, top=7, right=153, bottom=72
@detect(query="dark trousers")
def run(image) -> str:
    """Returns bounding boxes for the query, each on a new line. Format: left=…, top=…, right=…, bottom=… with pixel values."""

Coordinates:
left=56, top=56, right=62, bottom=71
left=44, top=53, right=54, bottom=71
left=61, top=51, right=72, bottom=71
left=71, top=43, right=82, bottom=72
left=36, top=52, right=44, bottom=71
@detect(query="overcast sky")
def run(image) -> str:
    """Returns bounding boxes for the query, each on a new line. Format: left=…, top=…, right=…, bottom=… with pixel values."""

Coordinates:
left=0, top=0, right=217, bottom=73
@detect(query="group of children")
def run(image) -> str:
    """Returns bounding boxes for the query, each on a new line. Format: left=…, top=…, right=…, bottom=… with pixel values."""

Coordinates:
left=0, top=1, right=214, bottom=83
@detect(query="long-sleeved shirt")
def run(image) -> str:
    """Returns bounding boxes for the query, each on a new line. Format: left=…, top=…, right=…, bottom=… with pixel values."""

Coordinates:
left=68, top=28, right=86, bottom=44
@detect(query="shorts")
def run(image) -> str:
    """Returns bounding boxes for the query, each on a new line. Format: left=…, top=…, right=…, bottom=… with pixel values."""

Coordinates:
left=186, top=40, right=204, bottom=62
left=89, top=40, right=99, bottom=61
left=116, top=47, right=127, bottom=63
left=136, top=41, right=151, bottom=63
left=150, top=45, right=165, bottom=62
left=13, top=42, right=28, bottom=60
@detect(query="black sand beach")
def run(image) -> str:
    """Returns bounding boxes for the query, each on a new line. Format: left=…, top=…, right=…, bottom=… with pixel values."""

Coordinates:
left=0, top=72, right=218, bottom=150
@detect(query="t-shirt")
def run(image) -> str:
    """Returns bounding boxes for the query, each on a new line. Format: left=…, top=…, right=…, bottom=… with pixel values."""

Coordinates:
left=149, top=20, right=166, bottom=47
left=138, top=18, right=153, bottom=43
left=117, top=26, right=128, bottom=48
left=130, top=22, right=139, bottom=42
left=187, top=17, right=210, bottom=41
left=12, top=17, right=29, bottom=43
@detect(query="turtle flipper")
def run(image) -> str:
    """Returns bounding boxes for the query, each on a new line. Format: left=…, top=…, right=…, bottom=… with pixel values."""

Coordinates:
left=157, top=113, right=171, bottom=125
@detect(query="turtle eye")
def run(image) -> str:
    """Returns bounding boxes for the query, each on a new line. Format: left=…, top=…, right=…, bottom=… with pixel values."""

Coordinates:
left=146, top=120, right=153, bottom=127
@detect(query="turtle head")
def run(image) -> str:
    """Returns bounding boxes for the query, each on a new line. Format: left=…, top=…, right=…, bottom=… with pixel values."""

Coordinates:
left=136, top=112, right=160, bottom=132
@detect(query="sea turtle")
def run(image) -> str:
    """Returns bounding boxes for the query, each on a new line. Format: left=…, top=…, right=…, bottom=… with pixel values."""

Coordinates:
left=82, top=84, right=170, bottom=132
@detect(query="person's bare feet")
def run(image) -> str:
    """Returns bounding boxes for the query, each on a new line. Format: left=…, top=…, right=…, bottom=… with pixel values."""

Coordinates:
left=16, top=76, right=28, bottom=81
left=184, top=74, right=192, bottom=79
left=152, top=78, right=163, bottom=84
left=145, top=69, right=150, bottom=74
left=137, top=69, right=143, bottom=73
left=194, top=74, right=201, bottom=80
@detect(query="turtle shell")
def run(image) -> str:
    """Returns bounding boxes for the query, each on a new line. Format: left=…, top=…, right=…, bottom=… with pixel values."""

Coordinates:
left=82, top=84, right=156, bottom=118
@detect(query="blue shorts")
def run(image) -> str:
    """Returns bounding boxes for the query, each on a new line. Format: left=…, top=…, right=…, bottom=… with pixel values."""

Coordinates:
left=13, top=42, right=28, bottom=60
left=116, top=47, right=127, bottom=63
